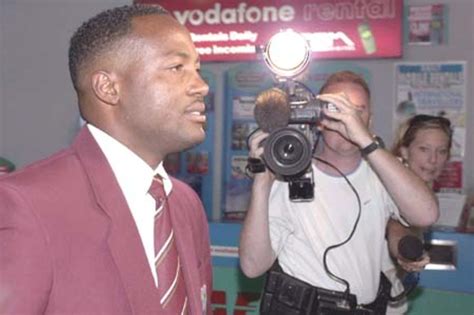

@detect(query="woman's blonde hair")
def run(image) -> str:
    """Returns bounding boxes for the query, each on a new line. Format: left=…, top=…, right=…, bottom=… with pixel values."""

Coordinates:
left=391, top=114, right=453, bottom=158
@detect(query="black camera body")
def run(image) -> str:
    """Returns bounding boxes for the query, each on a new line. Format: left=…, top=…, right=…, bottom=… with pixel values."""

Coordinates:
left=257, top=81, right=332, bottom=201
left=255, top=29, right=338, bottom=201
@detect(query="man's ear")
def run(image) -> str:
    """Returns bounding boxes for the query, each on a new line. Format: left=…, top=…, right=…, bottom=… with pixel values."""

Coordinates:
left=91, top=70, right=120, bottom=105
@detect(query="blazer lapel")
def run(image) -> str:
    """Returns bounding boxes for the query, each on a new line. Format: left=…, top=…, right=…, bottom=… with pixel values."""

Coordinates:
left=72, top=127, right=159, bottom=314
left=168, top=184, right=202, bottom=314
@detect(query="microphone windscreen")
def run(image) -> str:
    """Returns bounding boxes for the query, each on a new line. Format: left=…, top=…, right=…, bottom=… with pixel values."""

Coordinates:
left=254, top=88, right=290, bottom=133
left=398, top=235, right=424, bottom=261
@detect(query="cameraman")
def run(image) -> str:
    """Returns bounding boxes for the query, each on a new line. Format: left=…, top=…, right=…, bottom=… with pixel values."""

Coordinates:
left=239, top=71, right=439, bottom=314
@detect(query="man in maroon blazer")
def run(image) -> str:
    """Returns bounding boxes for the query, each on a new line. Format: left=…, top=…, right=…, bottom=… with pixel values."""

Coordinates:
left=0, top=4, right=212, bottom=314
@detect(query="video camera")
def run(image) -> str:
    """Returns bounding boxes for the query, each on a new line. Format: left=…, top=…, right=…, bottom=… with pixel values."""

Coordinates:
left=254, top=29, right=334, bottom=201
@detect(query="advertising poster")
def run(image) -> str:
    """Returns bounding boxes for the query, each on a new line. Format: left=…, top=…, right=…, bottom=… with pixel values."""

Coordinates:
left=136, top=0, right=403, bottom=61
left=394, top=62, right=466, bottom=192
left=407, top=4, right=446, bottom=45
left=163, top=67, right=216, bottom=219
left=222, top=61, right=370, bottom=221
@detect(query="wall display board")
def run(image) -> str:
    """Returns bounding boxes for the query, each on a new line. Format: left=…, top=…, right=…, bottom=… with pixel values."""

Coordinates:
left=394, top=62, right=467, bottom=192
left=136, top=0, right=403, bottom=61
left=221, top=62, right=274, bottom=220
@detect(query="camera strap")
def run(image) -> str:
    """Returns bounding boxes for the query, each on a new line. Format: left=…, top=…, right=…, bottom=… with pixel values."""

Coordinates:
left=245, top=157, right=266, bottom=175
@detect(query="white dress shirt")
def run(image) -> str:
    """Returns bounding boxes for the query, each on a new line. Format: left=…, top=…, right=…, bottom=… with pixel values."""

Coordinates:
left=88, top=124, right=172, bottom=286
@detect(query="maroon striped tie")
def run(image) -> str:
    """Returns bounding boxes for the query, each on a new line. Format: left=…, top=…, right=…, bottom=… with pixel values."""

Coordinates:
left=149, top=176, right=188, bottom=314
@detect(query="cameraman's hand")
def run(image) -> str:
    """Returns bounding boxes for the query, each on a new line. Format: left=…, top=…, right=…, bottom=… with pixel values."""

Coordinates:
left=248, top=130, right=267, bottom=159
left=248, top=130, right=275, bottom=181
left=317, top=92, right=373, bottom=149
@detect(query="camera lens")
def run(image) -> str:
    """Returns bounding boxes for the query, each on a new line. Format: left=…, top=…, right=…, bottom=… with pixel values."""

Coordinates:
left=263, top=127, right=312, bottom=178
left=274, top=136, right=302, bottom=164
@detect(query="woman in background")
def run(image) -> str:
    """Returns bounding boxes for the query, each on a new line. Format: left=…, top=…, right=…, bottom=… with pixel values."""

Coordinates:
left=385, top=114, right=453, bottom=314
left=393, top=114, right=452, bottom=188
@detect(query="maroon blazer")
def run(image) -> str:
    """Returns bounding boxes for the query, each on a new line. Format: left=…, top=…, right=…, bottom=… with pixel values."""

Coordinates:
left=0, top=127, right=212, bottom=314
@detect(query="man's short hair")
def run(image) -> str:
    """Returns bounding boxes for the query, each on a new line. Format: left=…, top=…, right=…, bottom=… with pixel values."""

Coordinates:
left=68, top=4, right=168, bottom=91
left=319, top=70, right=370, bottom=99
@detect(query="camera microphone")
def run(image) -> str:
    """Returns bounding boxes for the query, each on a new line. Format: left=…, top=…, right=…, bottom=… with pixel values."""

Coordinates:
left=254, top=88, right=291, bottom=132
left=398, top=235, right=424, bottom=261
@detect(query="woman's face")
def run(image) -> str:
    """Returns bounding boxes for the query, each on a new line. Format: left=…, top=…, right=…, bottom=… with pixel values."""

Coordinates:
left=401, top=128, right=450, bottom=183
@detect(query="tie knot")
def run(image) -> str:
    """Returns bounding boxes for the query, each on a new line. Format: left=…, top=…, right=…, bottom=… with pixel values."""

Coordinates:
left=149, top=176, right=166, bottom=203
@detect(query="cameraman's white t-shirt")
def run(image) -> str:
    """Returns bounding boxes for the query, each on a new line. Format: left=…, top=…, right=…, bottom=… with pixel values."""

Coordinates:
left=268, top=160, right=400, bottom=304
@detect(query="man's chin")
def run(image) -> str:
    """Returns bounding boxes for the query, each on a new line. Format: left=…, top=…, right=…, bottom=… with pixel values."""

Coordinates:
left=185, top=132, right=206, bottom=149
left=195, top=129, right=206, bottom=143
left=324, top=138, right=359, bottom=156
left=324, top=130, right=357, bottom=146
left=338, top=146, right=361, bottom=157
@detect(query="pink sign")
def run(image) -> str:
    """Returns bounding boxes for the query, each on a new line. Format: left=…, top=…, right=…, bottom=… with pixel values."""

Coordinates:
left=433, top=161, right=463, bottom=192
left=136, top=0, right=403, bottom=61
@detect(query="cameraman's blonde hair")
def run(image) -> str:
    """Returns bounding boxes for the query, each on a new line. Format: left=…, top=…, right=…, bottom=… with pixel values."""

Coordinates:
left=318, top=71, right=370, bottom=99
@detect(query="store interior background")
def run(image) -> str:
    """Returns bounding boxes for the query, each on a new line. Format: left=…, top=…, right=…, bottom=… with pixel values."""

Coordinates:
left=1, top=0, right=473, bottom=314
left=1, top=0, right=473, bottom=209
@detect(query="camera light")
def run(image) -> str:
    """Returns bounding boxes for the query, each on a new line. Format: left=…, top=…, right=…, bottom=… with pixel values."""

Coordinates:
left=263, top=29, right=311, bottom=78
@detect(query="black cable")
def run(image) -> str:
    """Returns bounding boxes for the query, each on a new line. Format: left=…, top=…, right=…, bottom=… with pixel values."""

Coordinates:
left=313, top=140, right=363, bottom=297
left=246, top=127, right=261, bottom=151
left=292, top=80, right=316, bottom=98
left=389, top=272, right=420, bottom=302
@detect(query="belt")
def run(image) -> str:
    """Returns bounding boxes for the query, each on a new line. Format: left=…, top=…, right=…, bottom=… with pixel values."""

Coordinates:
left=260, top=262, right=391, bottom=315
